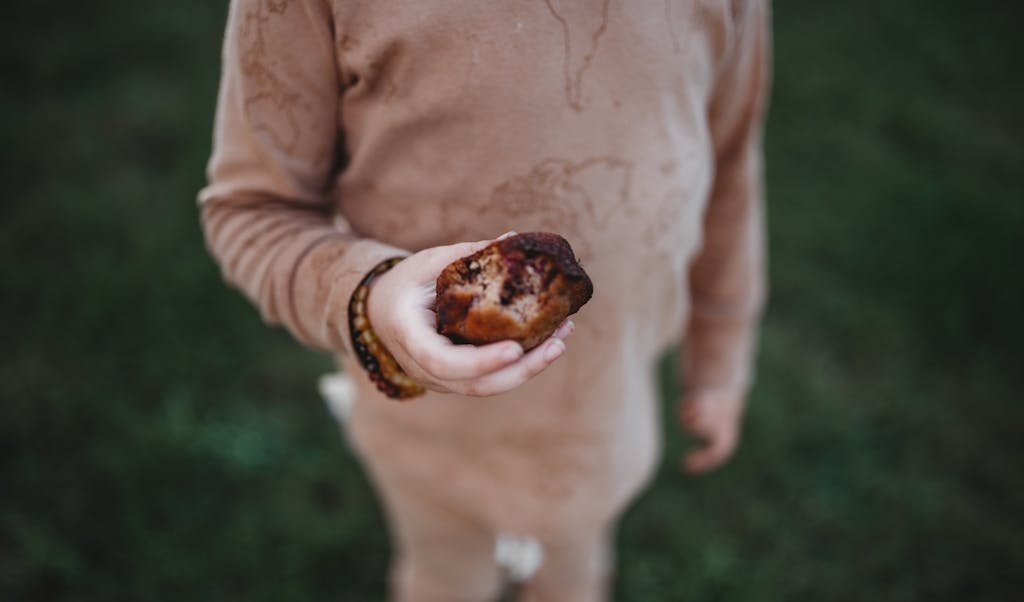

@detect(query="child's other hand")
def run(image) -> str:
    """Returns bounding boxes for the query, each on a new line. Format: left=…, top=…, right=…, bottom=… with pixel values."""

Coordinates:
left=678, top=390, right=746, bottom=474
left=366, top=233, right=574, bottom=397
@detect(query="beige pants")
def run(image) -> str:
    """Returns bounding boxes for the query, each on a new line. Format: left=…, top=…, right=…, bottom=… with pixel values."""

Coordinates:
left=321, top=372, right=630, bottom=601
left=370, top=451, right=615, bottom=602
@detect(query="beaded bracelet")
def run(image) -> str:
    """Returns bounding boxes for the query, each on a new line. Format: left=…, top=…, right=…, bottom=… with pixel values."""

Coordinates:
left=348, top=257, right=426, bottom=400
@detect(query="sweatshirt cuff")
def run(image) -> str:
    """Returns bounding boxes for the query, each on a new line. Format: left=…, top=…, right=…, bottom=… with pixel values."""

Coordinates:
left=295, top=236, right=410, bottom=356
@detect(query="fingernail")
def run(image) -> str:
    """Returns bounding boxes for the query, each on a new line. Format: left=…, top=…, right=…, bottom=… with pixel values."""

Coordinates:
left=497, top=230, right=518, bottom=240
left=544, top=340, right=565, bottom=361
left=553, top=320, right=573, bottom=340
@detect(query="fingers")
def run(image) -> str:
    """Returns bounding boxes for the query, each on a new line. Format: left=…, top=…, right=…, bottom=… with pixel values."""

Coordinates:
left=679, top=392, right=742, bottom=474
left=403, top=327, right=525, bottom=382
left=385, top=293, right=522, bottom=380
left=453, top=320, right=575, bottom=397
left=679, top=400, right=698, bottom=429
left=683, top=431, right=736, bottom=474
left=398, top=318, right=573, bottom=393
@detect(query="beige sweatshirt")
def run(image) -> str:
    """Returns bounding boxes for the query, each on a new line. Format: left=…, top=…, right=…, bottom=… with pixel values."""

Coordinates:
left=200, top=0, right=768, bottom=537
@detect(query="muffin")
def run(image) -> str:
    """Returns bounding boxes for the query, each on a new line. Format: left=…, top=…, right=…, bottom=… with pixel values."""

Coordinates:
left=435, top=232, right=593, bottom=351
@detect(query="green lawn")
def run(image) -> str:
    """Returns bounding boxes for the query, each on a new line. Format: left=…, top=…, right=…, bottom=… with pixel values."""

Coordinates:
left=2, top=1, right=1022, bottom=600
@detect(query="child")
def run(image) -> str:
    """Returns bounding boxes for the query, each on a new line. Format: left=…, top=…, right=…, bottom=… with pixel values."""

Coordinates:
left=199, top=0, right=769, bottom=599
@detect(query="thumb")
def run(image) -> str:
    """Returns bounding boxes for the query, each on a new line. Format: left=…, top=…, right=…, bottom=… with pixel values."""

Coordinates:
left=420, top=231, right=517, bottom=274
left=682, top=428, right=737, bottom=474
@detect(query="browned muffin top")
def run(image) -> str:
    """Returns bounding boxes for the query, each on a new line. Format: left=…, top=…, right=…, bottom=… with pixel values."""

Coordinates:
left=435, top=232, right=593, bottom=350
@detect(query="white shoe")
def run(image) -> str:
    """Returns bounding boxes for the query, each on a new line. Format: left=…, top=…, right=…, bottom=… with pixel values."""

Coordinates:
left=318, top=371, right=356, bottom=423
left=494, top=533, right=544, bottom=582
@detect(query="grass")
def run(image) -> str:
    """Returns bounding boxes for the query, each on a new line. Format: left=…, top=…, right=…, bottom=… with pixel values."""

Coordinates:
left=2, top=0, right=1022, bottom=600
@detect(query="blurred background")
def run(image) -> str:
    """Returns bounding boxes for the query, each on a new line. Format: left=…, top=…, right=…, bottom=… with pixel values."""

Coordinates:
left=3, top=0, right=1023, bottom=600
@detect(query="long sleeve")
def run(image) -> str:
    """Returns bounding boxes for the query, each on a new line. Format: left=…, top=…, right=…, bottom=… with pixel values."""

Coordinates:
left=198, top=0, right=406, bottom=354
left=683, top=0, right=771, bottom=396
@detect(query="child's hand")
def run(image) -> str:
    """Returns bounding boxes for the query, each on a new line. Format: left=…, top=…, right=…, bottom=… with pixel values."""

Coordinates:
left=678, top=390, right=746, bottom=474
left=366, top=234, right=574, bottom=397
